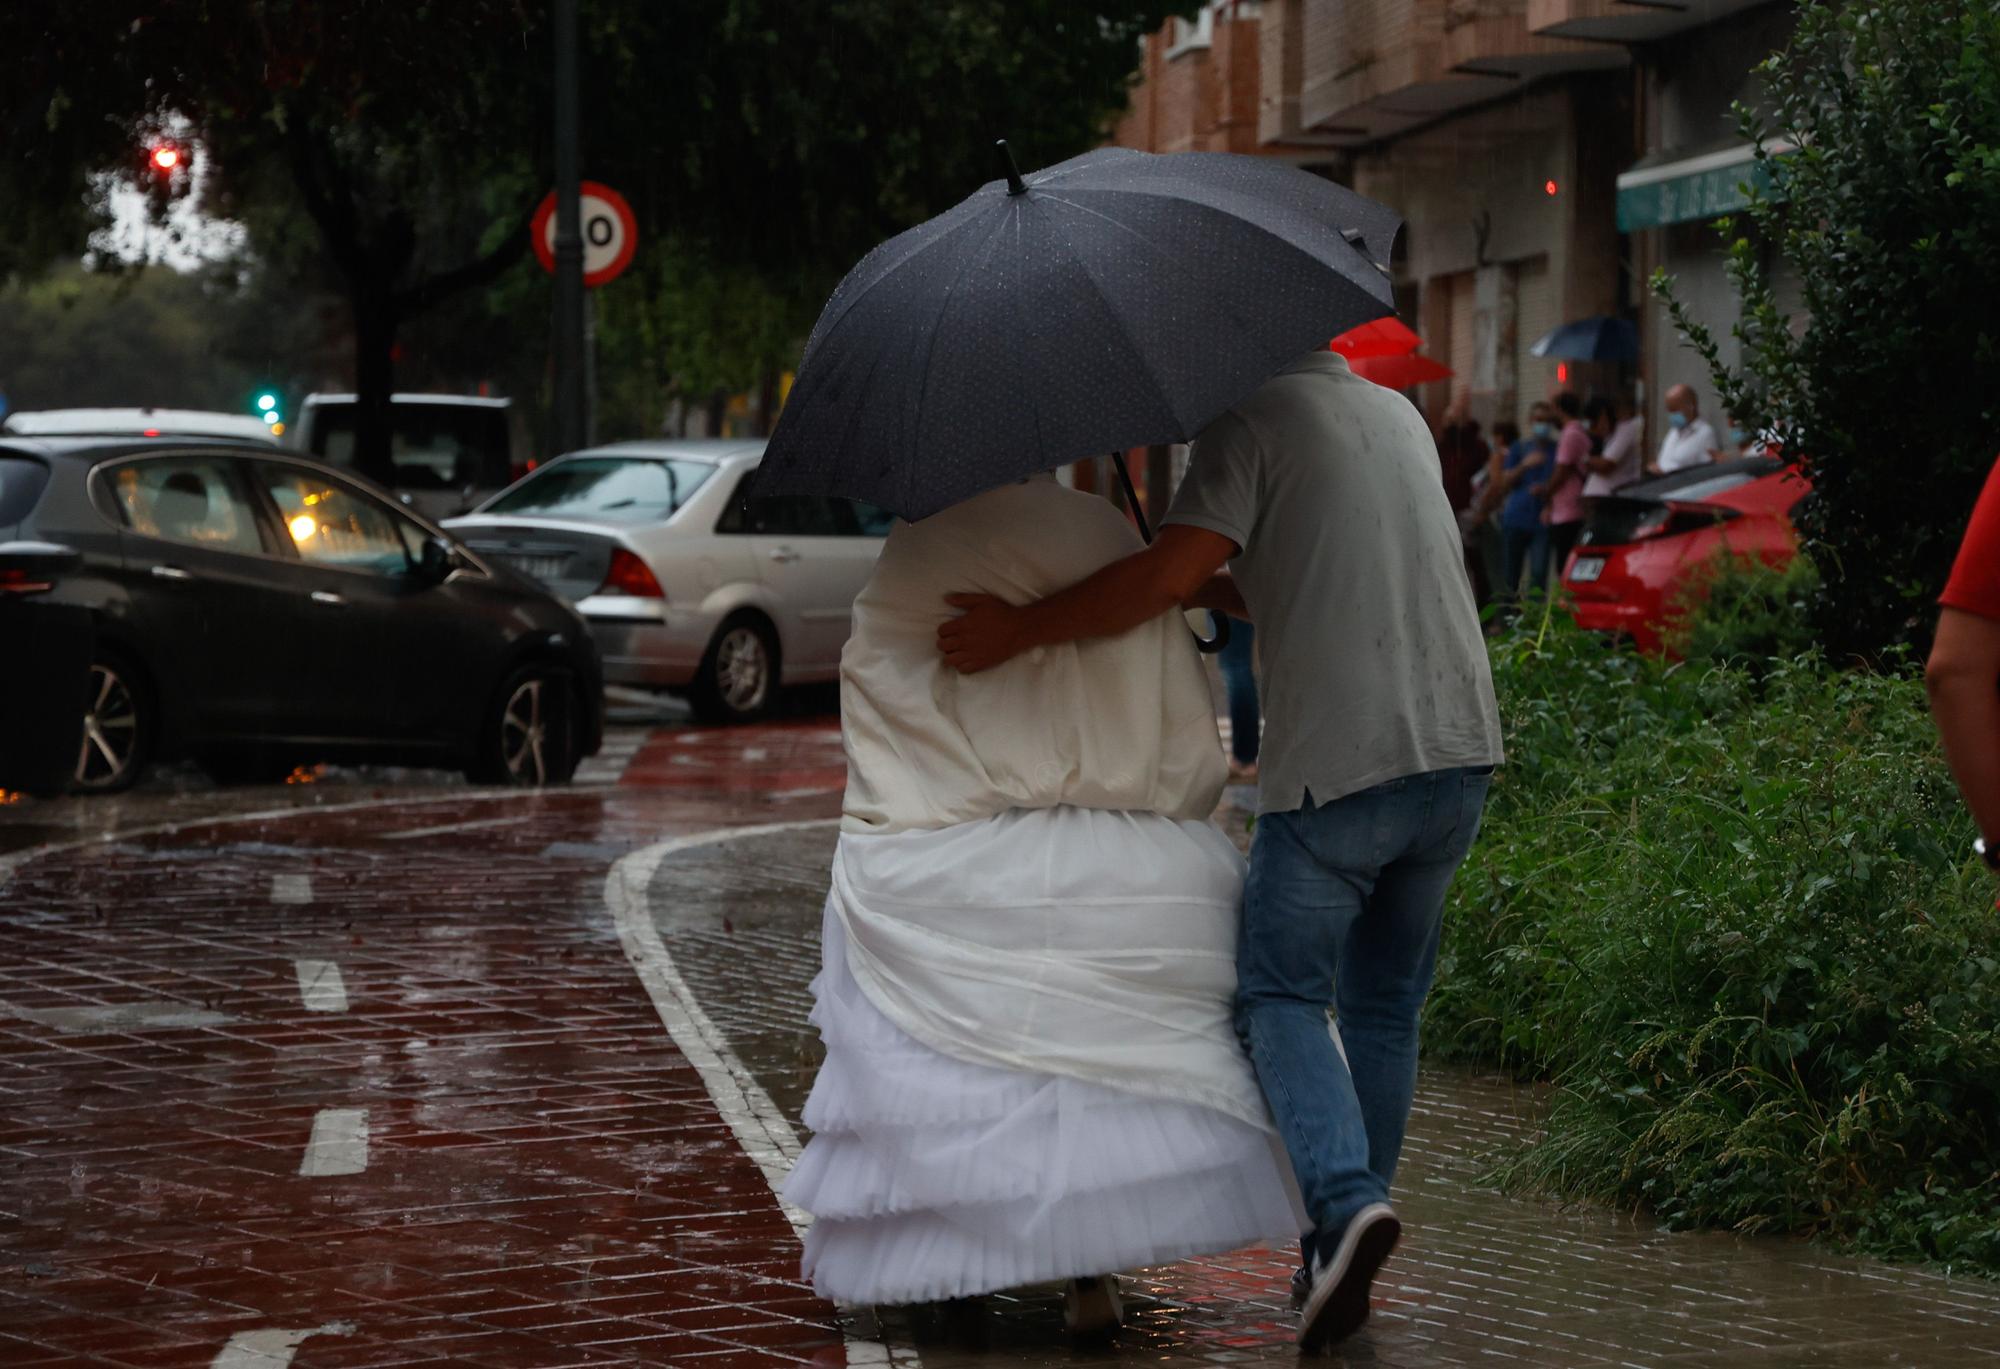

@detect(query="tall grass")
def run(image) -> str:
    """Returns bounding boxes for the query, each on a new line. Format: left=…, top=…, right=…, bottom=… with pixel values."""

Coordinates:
left=1429, top=586, right=2000, bottom=1276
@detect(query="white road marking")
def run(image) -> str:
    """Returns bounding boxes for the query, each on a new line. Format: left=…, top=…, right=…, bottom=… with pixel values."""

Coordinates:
left=741, top=747, right=769, bottom=763
left=0, top=998, right=232, bottom=1031
left=269, top=873, right=313, bottom=905
left=607, top=820, right=920, bottom=1366
left=293, top=960, right=348, bottom=1013
left=380, top=814, right=537, bottom=841
left=298, top=1108, right=368, bottom=1177
left=0, top=789, right=555, bottom=892
left=211, top=1321, right=354, bottom=1368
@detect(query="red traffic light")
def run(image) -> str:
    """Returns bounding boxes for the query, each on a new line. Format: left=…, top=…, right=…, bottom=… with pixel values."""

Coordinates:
left=150, top=144, right=181, bottom=173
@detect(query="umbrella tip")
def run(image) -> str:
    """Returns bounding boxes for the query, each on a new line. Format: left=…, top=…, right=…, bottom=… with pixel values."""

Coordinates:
left=995, top=139, right=1027, bottom=196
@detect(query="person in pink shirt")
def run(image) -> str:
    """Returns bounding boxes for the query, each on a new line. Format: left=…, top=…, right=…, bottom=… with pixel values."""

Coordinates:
left=1539, top=391, right=1597, bottom=573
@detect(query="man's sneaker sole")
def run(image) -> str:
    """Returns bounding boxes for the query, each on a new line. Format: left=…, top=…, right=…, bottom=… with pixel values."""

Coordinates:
left=1298, top=1203, right=1401, bottom=1353
left=1064, top=1275, right=1123, bottom=1337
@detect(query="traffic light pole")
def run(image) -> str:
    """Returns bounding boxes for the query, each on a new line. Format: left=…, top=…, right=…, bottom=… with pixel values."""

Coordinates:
left=551, top=0, right=587, bottom=456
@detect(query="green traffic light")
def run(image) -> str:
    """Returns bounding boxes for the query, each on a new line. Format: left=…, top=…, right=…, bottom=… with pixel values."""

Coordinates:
left=256, top=392, right=278, bottom=412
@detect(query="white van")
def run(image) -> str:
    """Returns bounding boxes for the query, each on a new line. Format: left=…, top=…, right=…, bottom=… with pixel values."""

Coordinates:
left=291, top=393, right=528, bottom=520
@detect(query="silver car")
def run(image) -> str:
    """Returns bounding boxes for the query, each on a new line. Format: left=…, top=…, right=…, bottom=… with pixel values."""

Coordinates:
left=443, top=440, right=890, bottom=723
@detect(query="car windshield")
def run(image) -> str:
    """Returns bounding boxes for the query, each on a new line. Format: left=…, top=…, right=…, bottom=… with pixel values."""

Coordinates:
left=483, top=456, right=716, bottom=522
left=311, top=402, right=511, bottom=489
left=1656, top=471, right=1760, bottom=503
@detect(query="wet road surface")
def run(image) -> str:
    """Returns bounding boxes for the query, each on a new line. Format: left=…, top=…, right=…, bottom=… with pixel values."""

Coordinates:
left=4, top=717, right=1998, bottom=1366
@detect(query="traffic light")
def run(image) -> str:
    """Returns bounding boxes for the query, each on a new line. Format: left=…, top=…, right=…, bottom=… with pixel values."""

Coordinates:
left=250, top=390, right=284, bottom=436
left=147, top=142, right=185, bottom=180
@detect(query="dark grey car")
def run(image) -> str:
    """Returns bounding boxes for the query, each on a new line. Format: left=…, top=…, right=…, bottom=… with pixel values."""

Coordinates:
left=0, top=435, right=602, bottom=794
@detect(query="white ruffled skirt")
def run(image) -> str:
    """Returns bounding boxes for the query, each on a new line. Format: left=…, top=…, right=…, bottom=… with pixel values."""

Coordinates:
left=787, top=905, right=1303, bottom=1306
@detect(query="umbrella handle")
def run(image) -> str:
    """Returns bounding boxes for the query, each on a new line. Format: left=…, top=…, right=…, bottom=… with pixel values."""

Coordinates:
left=1111, top=451, right=1231, bottom=656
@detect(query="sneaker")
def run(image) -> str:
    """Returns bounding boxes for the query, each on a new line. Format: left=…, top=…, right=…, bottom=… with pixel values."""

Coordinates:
left=1063, top=1275, right=1123, bottom=1337
left=1297, top=1203, right=1401, bottom=1353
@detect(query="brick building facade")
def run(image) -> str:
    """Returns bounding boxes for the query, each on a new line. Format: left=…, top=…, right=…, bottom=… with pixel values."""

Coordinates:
left=1112, top=1, right=1792, bottom=449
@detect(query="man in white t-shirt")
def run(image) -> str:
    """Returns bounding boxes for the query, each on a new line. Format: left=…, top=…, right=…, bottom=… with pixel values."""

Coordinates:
left=1582, top=398, right=1644, bottom=498
left=1650, top=384, right=1718, bottom=476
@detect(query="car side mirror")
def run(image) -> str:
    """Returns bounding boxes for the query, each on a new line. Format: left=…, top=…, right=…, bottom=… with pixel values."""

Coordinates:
left=414, top=535, right=456, bottom=585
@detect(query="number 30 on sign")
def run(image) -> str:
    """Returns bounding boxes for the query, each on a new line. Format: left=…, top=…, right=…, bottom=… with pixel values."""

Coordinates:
left=531, top=181, right=638, bottom=288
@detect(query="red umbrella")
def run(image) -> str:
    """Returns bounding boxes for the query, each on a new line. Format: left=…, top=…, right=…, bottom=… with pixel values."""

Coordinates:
left=1349, top=352, right=1454, bottom=389
left=1329, top=317, right=1424, bottom=359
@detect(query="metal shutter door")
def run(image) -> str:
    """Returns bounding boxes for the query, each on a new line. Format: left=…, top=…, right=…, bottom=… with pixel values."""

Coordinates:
left=1448, top=271, right=1477, bottom=397
left=1514, top=254, right=1555, bottom=412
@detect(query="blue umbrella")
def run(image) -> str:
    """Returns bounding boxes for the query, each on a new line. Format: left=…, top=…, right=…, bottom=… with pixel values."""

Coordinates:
left=756, top=143, right=1402, bottom=523
left=1529, top=314, right=1639, bottom=363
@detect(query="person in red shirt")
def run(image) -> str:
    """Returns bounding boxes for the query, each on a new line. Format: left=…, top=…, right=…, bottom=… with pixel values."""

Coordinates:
left=1927, top=454, right=2000, bottom=883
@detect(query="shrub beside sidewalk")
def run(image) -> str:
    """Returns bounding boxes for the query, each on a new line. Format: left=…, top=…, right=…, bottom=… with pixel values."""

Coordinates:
left=1429, top=600, right=2000, bottom=1277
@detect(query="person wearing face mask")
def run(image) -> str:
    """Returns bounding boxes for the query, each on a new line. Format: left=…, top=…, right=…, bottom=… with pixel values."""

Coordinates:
left=1583, top=395, right=1644, bottom=501
left=1713, top=412, right=1765, bottom=462
left=1538, top=391, right=1596, bottom=575
left=1649, top=384, right=1718, bottom=476
left=1500, top=402, right=1558, bottom=598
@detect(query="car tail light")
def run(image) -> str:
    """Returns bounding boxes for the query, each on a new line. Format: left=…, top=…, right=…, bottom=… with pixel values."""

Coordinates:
left=0, top=567, right=55, bottom=595
left=508, top=458, right=541, bottom=484
left=598, top=548, right=664, bottom=598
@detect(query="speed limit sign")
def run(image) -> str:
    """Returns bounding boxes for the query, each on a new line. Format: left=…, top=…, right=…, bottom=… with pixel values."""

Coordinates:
left=532, top=181, right=638, bottom=288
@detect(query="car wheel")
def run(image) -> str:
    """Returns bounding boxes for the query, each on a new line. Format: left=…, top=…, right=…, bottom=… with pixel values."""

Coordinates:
left=689, top=615, right=779, bottom=725
left=72, top=655, right=152, bottom=794
left=466, top=664, right=579, bottom=787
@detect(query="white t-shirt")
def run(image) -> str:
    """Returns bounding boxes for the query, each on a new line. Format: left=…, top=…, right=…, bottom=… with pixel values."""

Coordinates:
left=1164, top=351, right=1503, bottom=814
left=1656, top=417, right=1718, bottom=474
left=1583, top=415, right=1645, bottom=497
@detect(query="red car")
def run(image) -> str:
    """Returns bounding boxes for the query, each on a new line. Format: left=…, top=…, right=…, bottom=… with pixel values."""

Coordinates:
left=1562, top=456, right=1811, bottom=653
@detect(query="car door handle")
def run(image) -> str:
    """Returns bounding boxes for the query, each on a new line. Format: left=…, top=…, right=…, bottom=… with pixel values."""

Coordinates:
left=150, top=564, right=194, bottom=582
left=310, top=590, right=348, bottom=607
left=767, top=546, right=800, bottom=564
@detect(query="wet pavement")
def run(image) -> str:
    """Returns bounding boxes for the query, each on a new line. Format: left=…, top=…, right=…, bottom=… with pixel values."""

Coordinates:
left=4, top=717, right=1999, bottom=1366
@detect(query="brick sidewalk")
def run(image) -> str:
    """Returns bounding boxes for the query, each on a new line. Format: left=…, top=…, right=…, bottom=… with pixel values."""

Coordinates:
left=650, top=824, right=2000, bottom=1368
left=1, top=784, right=848, bottom=1367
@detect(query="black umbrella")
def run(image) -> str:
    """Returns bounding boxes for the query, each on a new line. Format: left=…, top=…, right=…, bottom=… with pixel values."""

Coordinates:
left=1529, top=314, right=1639, bottom=363
left=756, top=143, right=1402, bottom=523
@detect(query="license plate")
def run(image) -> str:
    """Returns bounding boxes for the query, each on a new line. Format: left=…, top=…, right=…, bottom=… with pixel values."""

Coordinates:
left=502, top=554, right=569, bottom=582
left=1568, top=556, right=1606, bottom=583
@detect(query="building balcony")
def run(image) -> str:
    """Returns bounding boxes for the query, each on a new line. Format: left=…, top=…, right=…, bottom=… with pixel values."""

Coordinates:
left=1284, top=0, right=1625, bottom=149
left=1444, top=2, right=1628, bottom=80
left=1528, top=0, right=1779, bottom=44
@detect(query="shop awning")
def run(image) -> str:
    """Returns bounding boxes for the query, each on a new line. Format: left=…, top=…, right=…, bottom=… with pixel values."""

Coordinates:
left=1615, top=140, right=1793, bottom=231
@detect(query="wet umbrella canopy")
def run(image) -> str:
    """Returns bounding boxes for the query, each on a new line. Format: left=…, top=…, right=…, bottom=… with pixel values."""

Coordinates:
left=1529, top=314, right=1639, bottom=364
left=757, top=145, right=1402, bottom=522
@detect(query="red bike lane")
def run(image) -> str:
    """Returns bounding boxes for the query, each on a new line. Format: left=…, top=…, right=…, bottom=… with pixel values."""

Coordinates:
left=0, top=726, right=853, bottom=1367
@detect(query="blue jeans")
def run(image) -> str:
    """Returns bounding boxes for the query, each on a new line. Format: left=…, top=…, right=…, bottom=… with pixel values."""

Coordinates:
left=1236, top=766, right=1493, bottom=1262
left=1215, top=617, right=1259, bottom=766
left=1501, top=526, right=1548, bottom=598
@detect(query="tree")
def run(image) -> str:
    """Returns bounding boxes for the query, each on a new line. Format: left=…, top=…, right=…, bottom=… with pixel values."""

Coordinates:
left=4, top=3, right=1189, bottom=470
left=1655, top=0, right=2000, bottom=659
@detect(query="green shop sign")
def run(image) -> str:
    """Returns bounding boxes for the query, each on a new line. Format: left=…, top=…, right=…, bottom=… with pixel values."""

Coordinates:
left=1616, top=143, right=1792, bottom=231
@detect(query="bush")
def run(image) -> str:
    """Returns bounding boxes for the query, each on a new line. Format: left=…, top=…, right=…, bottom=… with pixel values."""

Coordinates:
left=1429, top=613, right=2000, bottom=1276
left=1654, top=0, right=2000, bottom=661
left=1666, top=552, right=1820, bottom=669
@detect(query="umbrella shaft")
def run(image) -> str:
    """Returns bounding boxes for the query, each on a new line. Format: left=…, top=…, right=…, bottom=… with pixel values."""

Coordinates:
left=1112, top=451, right=1153, bottom=545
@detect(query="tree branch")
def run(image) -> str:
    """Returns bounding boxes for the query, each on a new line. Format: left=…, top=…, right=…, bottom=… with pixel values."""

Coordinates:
left=279, top=115, right=366, bottom=284
left=394, top=210, right=536, bottom=318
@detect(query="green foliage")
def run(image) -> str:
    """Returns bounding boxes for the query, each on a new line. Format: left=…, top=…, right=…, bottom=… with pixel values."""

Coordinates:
left=3, top=2, right=1191, bottom=450
left=0, top=263, right=326, bottom=415
left=1429, top=614, right=2000, bottom=1276
left=1666, top=552, right=1821, bottom=669
left=1652, top=0, right=2000, bottom=660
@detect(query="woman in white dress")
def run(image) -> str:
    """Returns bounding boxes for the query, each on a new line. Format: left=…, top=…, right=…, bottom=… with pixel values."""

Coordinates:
left=783, top=476, right=1303, bottom=1335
